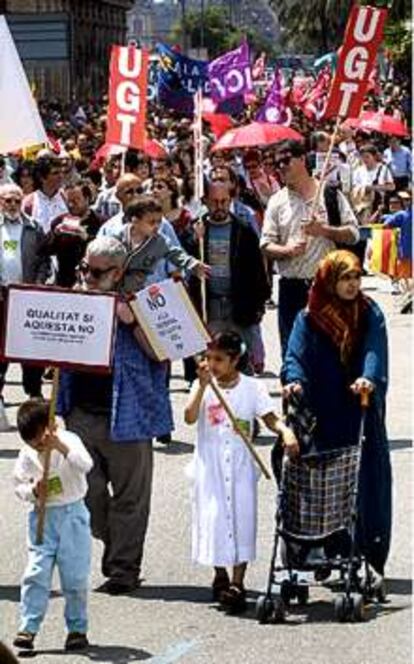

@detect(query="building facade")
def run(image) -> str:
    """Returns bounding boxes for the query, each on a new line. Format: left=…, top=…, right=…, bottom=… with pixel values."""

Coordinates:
left=2, top=0, right=134, bottom=100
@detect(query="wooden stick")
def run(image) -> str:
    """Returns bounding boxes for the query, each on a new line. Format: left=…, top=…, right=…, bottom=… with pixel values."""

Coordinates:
left=193, top=86, right=207, bottom=323
left=199, top=232, right=208, bottom=324
left=208, top=378, right=271, bottom=480
left=36, top=367, right=60, bottom=545
left=309, top=115, right=342, bottom=219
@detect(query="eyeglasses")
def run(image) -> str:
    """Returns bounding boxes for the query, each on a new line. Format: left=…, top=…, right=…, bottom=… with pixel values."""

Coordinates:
left=123, top=187, right=143, bottom=196
left=78, top=261, right=118, bottom=279
left=2, top=197, right=22, bottom=204
left=274, top=155, right=293, bottom=170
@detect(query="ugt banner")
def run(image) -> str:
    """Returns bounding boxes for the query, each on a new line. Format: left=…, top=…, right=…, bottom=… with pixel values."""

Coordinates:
left=106, top=45, right=149, bottom=149
left=324, top=5, right=387, bottom=119
left=208, top=41, right=253, bottom=104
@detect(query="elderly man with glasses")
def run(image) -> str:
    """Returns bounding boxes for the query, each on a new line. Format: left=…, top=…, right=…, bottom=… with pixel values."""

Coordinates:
left=0, top=183, right=50, bottom=429
left=57, top=236, right=173, bottom=595
left=261, top=140, right=360, bottom=358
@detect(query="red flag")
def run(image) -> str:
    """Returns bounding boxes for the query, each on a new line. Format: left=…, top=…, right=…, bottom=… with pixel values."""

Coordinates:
left=301, top=68, right=331, bottom=120
left=106, top=45, right=148, bottom=149
left=324, top=5, right=387, bottom=119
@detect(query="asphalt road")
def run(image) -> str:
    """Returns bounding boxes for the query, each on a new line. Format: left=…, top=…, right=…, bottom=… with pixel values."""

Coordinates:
left=0, top=276, right=412, bottom=664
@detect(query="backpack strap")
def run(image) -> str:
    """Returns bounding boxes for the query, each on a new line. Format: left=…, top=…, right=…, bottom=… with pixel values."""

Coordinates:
left=323, top=184, right=341, bottom=227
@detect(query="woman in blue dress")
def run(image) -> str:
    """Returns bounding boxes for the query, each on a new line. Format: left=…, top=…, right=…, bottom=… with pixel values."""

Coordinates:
left=281, top=250, right=392, bottom=578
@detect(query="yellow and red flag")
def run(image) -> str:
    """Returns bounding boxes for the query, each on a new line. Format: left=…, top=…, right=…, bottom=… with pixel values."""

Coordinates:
left=367, top=225, right=399, bottom=277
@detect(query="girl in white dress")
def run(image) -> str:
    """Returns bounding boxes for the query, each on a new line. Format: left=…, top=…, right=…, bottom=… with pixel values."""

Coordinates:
left=184, top=331, right=298, bottom=613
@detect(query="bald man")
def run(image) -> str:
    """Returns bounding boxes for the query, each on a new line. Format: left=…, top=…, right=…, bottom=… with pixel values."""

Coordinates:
left=97, top=174, right=143, bottom=237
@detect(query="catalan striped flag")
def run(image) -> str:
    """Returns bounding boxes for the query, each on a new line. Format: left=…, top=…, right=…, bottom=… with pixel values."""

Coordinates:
left=367, top=225, right=399, bottom=277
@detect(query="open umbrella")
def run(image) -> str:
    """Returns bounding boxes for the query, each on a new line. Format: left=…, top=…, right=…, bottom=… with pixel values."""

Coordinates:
left=143, top=137, right=168, bottom=159
left=343, top=112, right=408, bottom=137
left=211, top=121, right=303, bottom=152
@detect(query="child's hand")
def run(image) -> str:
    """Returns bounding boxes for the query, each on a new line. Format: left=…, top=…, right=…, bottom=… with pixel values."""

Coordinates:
left=197, top=359, right=211, bottom=388
left=34, top=478, right=47, bottom=502
left=194, top=262, right=211, bottom=280
left=280, top=425, right=300, bottom=458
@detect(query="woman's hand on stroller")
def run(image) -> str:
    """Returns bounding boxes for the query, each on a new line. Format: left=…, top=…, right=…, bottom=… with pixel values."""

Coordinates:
left=282, top=382, right=303, bottom=399
left=279, top=424, right=300, bottom=458
left=350, top=377, right=375, bottom=396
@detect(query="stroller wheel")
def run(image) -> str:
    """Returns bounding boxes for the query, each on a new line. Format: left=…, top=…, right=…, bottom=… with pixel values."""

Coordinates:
left=280, top=580, right=293, bottom=606
left=255, top=595, right=273, bottom=624
left=351, top=593, right=366, bottom=622
left=273, top=596, right=286, bottom=623
left=334, top=594, right=349, bottom=622
left=296, top=583, right=309, bottom=605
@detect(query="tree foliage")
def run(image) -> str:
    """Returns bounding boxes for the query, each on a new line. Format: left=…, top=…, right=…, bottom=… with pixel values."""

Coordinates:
left=169, top=5, right=277, bottom=59
left=268, top=0, right=411, bottom=55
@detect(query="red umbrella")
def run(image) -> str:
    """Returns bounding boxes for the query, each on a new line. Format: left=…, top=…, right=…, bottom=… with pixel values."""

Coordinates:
left=343, top=112, right=409, bottom=137
left=211, top=121, right=303, bottom=152
left=202, top=112, right=233, bottom=138
left=143, top=137, right=168, bottom=159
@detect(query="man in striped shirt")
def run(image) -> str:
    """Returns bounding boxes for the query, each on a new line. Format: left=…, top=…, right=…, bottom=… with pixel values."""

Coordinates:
left=261, top=140, right=359, bottom=357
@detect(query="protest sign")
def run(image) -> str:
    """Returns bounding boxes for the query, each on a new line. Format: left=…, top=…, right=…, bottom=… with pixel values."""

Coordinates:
left=129, top=279, right=210, bottom=362
left=156, top=43, right=210, bottom=114
left=208, top=41, right=253, bottom=104
left=324, top=5, right=387, bottom=119
left=106, top=44, right=148, bottom=149
left=1, top=286, right=116, bottom=371
left=0, top=17, right=47, bottom=153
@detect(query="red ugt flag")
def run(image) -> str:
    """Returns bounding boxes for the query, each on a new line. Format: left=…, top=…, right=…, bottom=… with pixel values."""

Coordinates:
left=324, top=5, right=387, bottom=119
left=106, top=45, right=149, bottom=149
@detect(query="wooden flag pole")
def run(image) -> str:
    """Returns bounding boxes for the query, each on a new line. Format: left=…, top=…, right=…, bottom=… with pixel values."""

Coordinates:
left=309, top=115, right=342, bottom=220
left=208, top=378, right=271, bottom=480
left=194, top=86, right=208, bottom=323
left=36, top=367, right=60, bottom=545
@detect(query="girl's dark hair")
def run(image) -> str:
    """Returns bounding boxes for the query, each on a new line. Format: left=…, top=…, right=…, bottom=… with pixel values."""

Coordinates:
left=12, top=160, right=35, bottom=186
left=17, top=399, right=50, bottom=442
left=208, top=331, right=248, bottom=370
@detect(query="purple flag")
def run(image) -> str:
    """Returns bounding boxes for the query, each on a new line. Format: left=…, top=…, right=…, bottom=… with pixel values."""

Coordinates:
left=256, top=69, right=289, bottom=124
left=208, top=41, right=253, bottom=104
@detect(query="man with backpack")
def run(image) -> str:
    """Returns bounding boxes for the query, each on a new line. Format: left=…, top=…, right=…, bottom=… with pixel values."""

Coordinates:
left=260, top=139, right=360, bottom=357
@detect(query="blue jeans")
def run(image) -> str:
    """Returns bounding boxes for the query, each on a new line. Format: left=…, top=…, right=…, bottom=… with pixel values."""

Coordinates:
left=20, top=500, right=91, bottom=634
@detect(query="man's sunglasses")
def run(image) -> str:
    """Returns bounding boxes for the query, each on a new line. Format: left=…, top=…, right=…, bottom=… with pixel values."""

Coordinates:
left=274, top=155, right=293, bottom=169
left=78, top=261, right=118, bottom=279
left=2, top=197, right=22, bottom=204
left=123, top=187, right=143, bottom=196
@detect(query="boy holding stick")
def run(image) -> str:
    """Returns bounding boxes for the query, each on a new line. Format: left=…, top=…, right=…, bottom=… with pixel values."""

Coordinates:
left=13, top=399, right=93, bottom=652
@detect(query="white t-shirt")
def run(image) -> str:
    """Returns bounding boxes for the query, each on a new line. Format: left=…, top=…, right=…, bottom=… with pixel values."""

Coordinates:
left=353, top=163, right=394, bottom=189
left=14, top=429, right=93, bottom=507
left=0, top=220, right=23, bottom=284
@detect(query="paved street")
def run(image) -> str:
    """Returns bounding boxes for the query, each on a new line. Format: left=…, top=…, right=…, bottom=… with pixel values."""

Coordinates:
left=0, top=276, right=412, bottom=664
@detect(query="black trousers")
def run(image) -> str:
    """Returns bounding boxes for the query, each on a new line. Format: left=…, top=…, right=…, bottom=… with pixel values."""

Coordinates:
left=278, top=278, right=312, bottom=359
left=0, top=362, right=43, bottom=398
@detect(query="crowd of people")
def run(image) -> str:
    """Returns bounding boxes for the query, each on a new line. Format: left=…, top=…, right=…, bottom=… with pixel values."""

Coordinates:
left=0, top=71, right=410, bottom=653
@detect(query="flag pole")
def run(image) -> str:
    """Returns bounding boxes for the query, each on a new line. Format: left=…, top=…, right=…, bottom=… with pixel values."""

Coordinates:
left=309, top=115, right=342, bottom=219
left=194, top=86, right=207, bottom=323
left=36, top=367, right=60, bottom=544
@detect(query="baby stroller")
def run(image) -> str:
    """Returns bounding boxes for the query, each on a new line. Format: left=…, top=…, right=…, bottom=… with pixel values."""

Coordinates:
left=255, top=391, right=386, bottom=624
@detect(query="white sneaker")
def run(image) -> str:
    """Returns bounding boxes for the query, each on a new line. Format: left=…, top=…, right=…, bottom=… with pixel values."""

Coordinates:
left=0, top=399, right=11, bottom=432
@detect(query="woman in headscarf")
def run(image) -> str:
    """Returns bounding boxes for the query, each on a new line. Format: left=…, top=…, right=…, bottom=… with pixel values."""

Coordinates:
left=281, top=249, right=392, bottom=579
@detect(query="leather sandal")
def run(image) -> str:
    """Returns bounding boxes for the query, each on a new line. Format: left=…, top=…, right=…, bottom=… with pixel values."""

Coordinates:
left=219, top=583, right=247, bottom=614
left=212, top=571, right=230, bottom=601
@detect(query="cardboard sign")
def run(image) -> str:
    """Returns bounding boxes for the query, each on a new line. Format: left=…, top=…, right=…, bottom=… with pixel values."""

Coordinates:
left=1, top=286, right=117, bottom=372
left=130, top=279, right=210, bottom=362
left=325, top=6, right=387, bottom=119
left=106, top=44, right=149, bottom=149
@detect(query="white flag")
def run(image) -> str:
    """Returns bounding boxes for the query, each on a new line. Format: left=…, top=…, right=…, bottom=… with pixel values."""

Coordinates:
left=0, top=16, right=47, bottom=153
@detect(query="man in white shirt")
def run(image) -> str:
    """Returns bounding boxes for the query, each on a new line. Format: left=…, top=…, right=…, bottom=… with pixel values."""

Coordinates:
left=0, top=184, right=50, bottom=429
left=261, top=140, right=359, bottom=356
left=22, top=153, right=68, bottom=233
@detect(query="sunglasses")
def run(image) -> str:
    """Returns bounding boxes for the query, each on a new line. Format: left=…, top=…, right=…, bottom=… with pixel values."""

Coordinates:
left=274, top=155, right=293, bottom=170
left=2, top=197, right=22, bottom=204
left=78, top=261, right=117, bottom=279
left=123, top=187, right=143, bottom=196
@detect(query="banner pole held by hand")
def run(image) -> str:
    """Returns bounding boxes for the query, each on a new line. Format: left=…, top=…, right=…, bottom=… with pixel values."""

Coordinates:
left=208, top=377, right=271, bottom=480
left=36, top=367, right=60, bottom=545
left=193, top=86, right=208, bottom=324
left=310, top=115, right=342, bottom=220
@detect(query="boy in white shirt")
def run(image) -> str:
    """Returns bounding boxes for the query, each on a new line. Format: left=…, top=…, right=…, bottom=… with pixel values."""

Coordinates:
left=13, top=399, right=93, bottom=652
